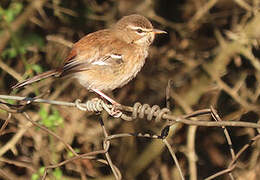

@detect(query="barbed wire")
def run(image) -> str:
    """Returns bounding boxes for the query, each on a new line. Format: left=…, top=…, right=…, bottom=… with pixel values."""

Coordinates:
left=1, top=94, right=260, bottom=179
left=1, top=94, right=260, bottom=129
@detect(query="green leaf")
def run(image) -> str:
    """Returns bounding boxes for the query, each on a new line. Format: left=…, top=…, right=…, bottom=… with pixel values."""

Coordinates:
left=1, top=47, right=18, bottom=59
left=39, top=106, right=48, bottom=120
left=6, top=99, right=15, bottom=104
left=0, top=7, right=5, bottom=16
left=31, top=166, right=45, bottom=180
left=24, top=33, right=45, bottom=48
left=39, top=167, right=45, bottom=175
left=18, top=46, right=26, bottom=55
left=67, top=148, right=80, bottom=158
left=12, top=2, right=23, bottom=15
left=31, top=174, right=39, bottom=180
left=4, top=9, right=15, bottom=23
left=53, top=168, right=63, bottom=179
left=31, top=64, right=43, bottom=74
left=39, top=107, right=63, bottom=129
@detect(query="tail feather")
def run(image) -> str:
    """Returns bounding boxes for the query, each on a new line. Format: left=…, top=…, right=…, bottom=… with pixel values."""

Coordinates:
left=12, top=69, right=60, bottom=89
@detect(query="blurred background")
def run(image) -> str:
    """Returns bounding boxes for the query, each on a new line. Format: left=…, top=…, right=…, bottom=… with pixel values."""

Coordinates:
left=0, top=0, right=260, bottom=179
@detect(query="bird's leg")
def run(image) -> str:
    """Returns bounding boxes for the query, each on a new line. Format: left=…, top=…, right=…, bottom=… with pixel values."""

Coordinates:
left=92, top=89, right=120, bottom=105
left=92, top=89, right=122, bottom=117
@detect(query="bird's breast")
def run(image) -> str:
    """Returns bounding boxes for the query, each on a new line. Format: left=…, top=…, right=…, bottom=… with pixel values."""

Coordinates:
left=114, top=48, right=148, bottom=87
left=74, top=46, right=148, bottom=92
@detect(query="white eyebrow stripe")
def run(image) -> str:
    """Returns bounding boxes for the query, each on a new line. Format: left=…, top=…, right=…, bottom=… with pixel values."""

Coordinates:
left=127, top=25, right=151, bottom=32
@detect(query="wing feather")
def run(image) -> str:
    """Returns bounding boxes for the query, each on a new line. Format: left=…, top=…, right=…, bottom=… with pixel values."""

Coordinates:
left=61, top=29, right=126, bottom=76
left=60, top=53, right=123, bottom=76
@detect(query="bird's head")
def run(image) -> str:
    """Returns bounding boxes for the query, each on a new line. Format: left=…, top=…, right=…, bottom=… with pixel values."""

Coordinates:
left=114, top=14, right=167, bottom=47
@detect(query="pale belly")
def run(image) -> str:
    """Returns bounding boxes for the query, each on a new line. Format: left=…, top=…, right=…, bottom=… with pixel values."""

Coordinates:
left=74, top=49, right=148, bottom=92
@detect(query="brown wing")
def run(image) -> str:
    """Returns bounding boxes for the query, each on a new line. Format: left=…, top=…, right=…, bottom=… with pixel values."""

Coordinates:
left=60, top=29, right=126, bottom=76
left=65, top=48, right=77, bottom=62
left=64, top=29, right=111, bottom=62
left=60, top=53, right=123, bottom=76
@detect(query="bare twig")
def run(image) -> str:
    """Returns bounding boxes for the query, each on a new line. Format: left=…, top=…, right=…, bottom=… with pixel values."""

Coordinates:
left=163, top=139, right=185, bottom=180
left=205, top=134, right=260, bottom=180
left=210, top=106, right=235, bottom=180
left=188, top=0, right=219, bottom=29
left=22, top=112, right=78, bottom=156
left=0, top=59, right=23, bottom=81
left=0, top=113, right=11, bottom=136
left=46, top=35, right=74, bottom=48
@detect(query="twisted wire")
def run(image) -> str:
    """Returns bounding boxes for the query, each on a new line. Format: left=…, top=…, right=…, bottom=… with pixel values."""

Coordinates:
left=1, top=95, right=260, bottom=128
left=122, top=102, right=170, bottom=122
left=0, top=95, right=171, bottom=122
left=75, top=98, right=112, bottom=113
left=75, top=99, right=171, bottom=122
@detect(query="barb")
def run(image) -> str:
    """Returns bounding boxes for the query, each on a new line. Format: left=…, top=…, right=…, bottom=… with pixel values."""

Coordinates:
left=1, top=95, right=260, bottom=129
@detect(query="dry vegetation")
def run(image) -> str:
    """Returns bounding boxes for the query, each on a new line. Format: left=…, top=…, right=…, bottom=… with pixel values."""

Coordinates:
left=0, top=0, right=260, bottom=179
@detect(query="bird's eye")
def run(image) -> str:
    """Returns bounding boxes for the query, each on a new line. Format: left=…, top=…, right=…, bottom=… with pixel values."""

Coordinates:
left=136, top=28, right=144, bottom=34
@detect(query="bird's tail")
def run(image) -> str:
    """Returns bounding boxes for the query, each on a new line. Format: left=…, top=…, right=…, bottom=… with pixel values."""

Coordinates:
left=12, top=69, right=60, bottom=89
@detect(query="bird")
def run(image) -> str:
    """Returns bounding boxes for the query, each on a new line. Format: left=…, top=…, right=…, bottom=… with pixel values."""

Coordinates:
left=12, top=14, right=166, bottom=106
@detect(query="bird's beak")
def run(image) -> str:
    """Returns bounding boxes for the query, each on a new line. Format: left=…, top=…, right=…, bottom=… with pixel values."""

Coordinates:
left=152, top=29, right=167, bottom=34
